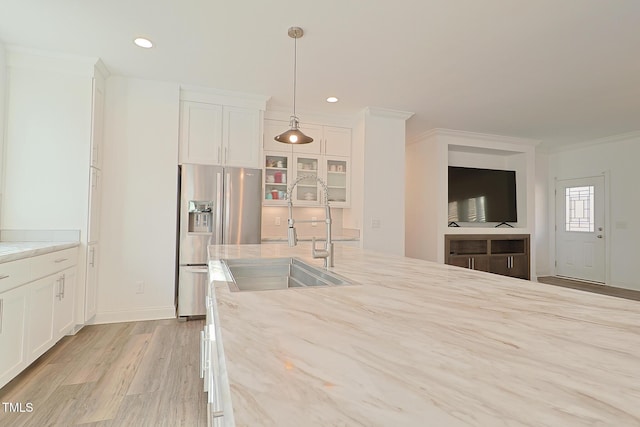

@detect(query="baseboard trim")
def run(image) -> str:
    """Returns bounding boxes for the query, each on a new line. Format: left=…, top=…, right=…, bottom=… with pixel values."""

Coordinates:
left=93, top=306, right=176, bottom=324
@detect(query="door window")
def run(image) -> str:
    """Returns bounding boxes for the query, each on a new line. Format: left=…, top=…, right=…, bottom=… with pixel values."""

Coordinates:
left=565, top=185, right=594, bottom=232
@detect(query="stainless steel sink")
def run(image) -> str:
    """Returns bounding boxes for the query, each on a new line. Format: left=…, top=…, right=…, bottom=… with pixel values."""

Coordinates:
left=222, top=257, right=353, bottom=292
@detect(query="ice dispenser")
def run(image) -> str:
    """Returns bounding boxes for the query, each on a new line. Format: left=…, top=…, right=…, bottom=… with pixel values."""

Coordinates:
left=188, top=201, right=214, bottom=233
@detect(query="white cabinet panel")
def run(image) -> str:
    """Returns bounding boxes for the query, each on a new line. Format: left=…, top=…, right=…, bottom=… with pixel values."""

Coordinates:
left=26, top=276, right=56, bottom=361
left=90, top=77, right=105, bottom=169
left=0, top=285, right=28, bottom=388
left=53, top=267, right=76, bottom=338
left=0, top=258, right=30, bottom=294
left=324, top=126, right=351, bottom=157
left=180, top=101, right=224, bottom=165
left=223, top=106, right=261, bottom=168
left=292, top=123, right=322, bottom=155
left=88, top=167, right=102, bottom=243
left=85, top=243, right=99, bottom=321
left=263, top=120, right=291, bottom=153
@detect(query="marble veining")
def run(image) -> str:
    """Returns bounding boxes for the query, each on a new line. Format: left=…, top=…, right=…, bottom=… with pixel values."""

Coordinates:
left=0, top=241, right=79, bottom=263
left=208, top=244, right=640, bottom=427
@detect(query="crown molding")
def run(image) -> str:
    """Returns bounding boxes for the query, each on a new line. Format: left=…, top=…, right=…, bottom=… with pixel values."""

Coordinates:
left=544, top=130, right=640, bottom=154
left=180, top=84, right=270, bottom=110
left=265, top=105, right=356, bottom=128
left=422, top=128, right=540, bottom=146
left=363, top=107, right=414, bottom=121
left=7, top=45, right=101, bottom=77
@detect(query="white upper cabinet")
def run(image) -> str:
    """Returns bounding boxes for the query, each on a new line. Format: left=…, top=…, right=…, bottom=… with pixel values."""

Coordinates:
left=179, top=89, right=268, bottom=167
left=263, top=119, right=351, bottom=157
left=323, top=126, right=351, bottom=157
left=179, top=101, right=224, bottom=165
left=263, top=120, right=293, bottom=153
left=223, top=106, right=261, bottom=168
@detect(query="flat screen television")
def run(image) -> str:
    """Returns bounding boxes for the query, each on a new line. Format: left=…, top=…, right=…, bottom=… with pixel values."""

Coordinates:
left=448, top=166, right=517, bottom=223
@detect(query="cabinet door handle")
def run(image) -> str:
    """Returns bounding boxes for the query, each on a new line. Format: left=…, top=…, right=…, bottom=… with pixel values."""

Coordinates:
left=56, top=277, right=62, bottom=300
left=54, top=258, right=68, bottom=264
left=467, top=258, right=471, bottom=269
left=90, top=247, right=96, bottom=267
left=0, top=274, right=9, bottom=280
left=200, top=330, right=205, bottom=379
left=61, top=274, right=66, bottom=299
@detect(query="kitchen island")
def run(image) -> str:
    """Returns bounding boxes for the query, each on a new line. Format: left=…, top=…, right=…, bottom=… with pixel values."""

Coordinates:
left=207, top=244, right=640, bottom=427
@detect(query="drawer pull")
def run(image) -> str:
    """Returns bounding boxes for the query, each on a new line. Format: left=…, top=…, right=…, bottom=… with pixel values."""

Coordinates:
left=0, top=274, right=9, bottom=280
left=54, top=258, right=68, bottom=263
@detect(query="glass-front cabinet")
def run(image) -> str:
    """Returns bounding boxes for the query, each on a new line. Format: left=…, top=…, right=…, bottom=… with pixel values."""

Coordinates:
left=293, top=155, right=321, bottom=205
left=263, top=153, right=290, bottom=205
left=325, top=156, right=349, bottom=207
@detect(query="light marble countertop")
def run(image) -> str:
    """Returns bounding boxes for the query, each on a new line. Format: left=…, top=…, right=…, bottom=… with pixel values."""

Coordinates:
left=0, top=241, right=80, bottom=263
left=261, top=236, right=359, bottom=243
left=208, top=244, right=640, bottom=427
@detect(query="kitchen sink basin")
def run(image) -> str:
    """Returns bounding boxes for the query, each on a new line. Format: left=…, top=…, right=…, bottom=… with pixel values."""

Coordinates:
left=222, top=257, right=353, bottom=292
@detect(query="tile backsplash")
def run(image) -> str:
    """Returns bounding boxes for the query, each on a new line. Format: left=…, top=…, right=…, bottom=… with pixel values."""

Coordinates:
left=262, top=206, right=346, bottom=239
left=0, top=229, right=81, bottom=242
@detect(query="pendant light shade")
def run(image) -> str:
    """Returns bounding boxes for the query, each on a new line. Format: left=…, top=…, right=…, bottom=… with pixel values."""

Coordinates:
left=274, top=116, right=314, bottom=144
left=275, top=27, right=313, bottom=145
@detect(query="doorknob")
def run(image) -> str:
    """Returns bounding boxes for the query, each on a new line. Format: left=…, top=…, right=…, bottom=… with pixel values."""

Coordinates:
left=597, top=235, right=603, bottom=239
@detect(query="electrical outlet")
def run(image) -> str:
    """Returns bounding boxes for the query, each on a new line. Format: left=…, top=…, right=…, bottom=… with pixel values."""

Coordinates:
left=371, top=218, right=381, bottom=229
left=312, top=216, right=317, bottom=227
left=135, top=281, right=144, bottom=294
left=275, top=216, right=281, bottom=226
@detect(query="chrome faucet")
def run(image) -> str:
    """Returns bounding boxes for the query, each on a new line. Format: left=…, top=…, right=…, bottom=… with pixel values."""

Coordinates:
left=286, top=175, right=334, bottom=268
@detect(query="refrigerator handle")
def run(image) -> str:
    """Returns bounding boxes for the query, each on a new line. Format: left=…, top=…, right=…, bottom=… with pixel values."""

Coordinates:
left=224, top=172, right=231, bottom=243
left=215, top=172, right=223, bottom=244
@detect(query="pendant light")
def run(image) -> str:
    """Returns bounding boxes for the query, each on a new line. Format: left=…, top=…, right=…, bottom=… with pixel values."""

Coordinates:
left=275, top=27, right=313, bottom=144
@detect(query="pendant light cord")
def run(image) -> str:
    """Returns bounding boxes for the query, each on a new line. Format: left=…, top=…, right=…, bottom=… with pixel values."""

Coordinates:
left=292, top=35, right=297, bottom=119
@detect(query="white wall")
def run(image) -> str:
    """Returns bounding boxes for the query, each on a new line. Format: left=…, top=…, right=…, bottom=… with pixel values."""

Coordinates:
left=359, top=108, right=412, bottom=256
left=405, top=133, right=445, bottom=262
left=547, top=134, right=640, bottom=291
left=0, top=42, right=6, bottom=218
left=97, top=76, right=179, bottom=323
left=2, top=56, right=92, bottom=230
left=535, top=151, right=551, bottom=276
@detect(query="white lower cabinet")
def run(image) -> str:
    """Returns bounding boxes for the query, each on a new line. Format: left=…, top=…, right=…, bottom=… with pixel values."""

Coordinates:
left=26, top=276, right=56, bottom=361
left=0, top=285, right=28, bottom=387
left=0, top=247, right=79, bottom=389
left=53, top=267, right=76, bottom=338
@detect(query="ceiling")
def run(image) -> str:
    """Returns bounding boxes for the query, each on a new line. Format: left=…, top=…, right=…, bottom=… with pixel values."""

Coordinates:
left=1, top=0, right=639, bottom=150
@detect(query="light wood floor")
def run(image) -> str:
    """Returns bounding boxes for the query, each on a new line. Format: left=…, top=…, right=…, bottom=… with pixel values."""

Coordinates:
left=537, top=276, right=640, bottom=301
left=0, top=319, right=207, bottom=427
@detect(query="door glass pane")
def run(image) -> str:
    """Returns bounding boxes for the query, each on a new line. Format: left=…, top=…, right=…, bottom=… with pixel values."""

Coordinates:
left=565, top=186, right=594, bottom=232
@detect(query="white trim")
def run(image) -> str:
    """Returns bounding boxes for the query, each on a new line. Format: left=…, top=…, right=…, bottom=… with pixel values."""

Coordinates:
left=544, top=130, right=640, bottom=154
left=7, top=46, right=99, bottom=76
left=93, top=305, right=176, bottom=324
left=264, top=106, right=355, bottom=128
left=180, top=84, right=269, bottom=110
left=410, top=128, right=540, bottom=146
left=363, top=106, right=414, bottom=121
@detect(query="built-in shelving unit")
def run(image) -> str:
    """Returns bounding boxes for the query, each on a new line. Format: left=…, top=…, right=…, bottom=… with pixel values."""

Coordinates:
left=445, top=234, right=530, bottom=279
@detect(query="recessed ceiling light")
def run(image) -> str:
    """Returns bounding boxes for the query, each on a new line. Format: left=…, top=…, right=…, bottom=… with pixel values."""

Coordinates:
left=134, top=37, right=153, bottom=48
left=326, top=96, right=339, bottom=103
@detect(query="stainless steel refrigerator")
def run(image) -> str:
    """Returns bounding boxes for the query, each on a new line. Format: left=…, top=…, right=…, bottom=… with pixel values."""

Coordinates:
left=177, top=164, right=262, bottom=318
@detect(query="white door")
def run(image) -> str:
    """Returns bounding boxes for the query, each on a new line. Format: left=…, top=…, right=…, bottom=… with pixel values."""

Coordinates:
left=555, top=176, right=606, bottom=283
